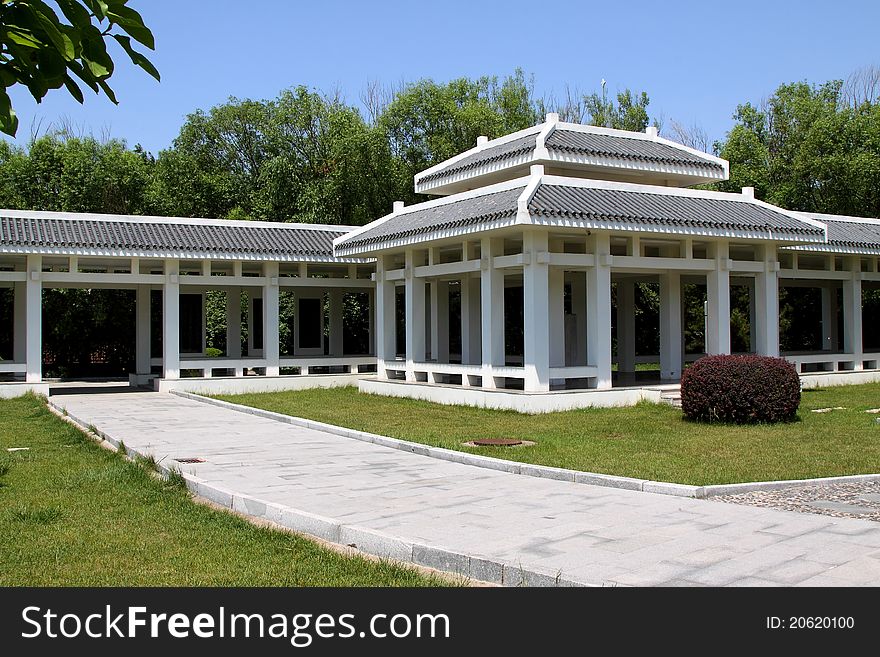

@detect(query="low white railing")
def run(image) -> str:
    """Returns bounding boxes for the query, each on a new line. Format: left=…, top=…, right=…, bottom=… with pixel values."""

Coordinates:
left=0, top=362, right=26, bottom=374
left=783, top=352, right=879, bottom=373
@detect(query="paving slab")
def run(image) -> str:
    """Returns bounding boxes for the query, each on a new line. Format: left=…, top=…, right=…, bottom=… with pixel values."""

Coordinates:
left=51, top=390, right=880, bottom=587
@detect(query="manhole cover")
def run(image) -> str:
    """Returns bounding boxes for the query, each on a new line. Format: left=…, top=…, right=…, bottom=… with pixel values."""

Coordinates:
left=174, top=457, right=205, bottom=464
left=463, top=438, right=535, bottom=447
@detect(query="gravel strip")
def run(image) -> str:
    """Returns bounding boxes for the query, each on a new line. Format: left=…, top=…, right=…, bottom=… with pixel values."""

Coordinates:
left=716, top=481, right=880, bottom=521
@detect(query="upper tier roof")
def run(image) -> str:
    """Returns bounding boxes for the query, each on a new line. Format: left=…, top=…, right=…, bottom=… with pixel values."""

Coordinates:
left=0, top=209, right=366, bottom=262
left=414, top=116, right=729, bottom=195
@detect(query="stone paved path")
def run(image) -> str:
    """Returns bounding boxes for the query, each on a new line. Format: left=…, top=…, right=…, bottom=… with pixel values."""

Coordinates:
left=53, top=390, right=880, bottom=587
left=720, top=482, right=880, bottom=522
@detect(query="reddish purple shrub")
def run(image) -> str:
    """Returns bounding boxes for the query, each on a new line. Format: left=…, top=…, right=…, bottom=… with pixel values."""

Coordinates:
left=680, top=355, right=801, bottom=424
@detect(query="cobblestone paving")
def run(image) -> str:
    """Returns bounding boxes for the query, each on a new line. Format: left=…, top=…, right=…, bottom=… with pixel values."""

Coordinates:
left=718, top=482, right=880, bottom=521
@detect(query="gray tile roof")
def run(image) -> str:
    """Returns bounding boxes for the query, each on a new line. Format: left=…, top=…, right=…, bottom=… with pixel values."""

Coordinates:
left=529, top=186, right=824, bottom=238
left=338, top=188, right=523, bottom=250
left=546, top=129, right=723, bottom=171
left=416, top=127, right=724, bottom=186
left=418, top=134, right=537, bottom=183
left=816, top=218, right=880, bottom=250
left=0, top=213, right=355, bottom=260
left=336, top=183, right=827, bottom=254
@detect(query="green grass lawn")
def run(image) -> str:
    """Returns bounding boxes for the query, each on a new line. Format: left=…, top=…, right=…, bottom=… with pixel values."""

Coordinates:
left=0, top=394, right=445, bottom=586
left=219, top=383, right=880, bottom=486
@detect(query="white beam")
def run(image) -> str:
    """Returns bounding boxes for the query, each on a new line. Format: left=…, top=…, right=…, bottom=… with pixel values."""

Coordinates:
left=163, top=259, right=180, bottom=380
left=660, top=272, right=682, bottom=379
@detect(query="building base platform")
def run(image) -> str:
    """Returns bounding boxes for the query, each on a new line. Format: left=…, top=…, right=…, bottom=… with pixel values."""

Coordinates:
left=153, top=373, right=372, bottom=396
left=359, top=378, right=677, bottom=413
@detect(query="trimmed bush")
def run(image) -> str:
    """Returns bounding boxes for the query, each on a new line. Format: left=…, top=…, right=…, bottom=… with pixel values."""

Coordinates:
left=680, top=355, right=801, bottom=424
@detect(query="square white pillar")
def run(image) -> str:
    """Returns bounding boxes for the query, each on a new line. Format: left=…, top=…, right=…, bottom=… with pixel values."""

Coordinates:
left=226, top=288, right=242, bottom=358
left=404, top=250, right=426, bottom=381
left=821, top=284, right=839, bottom=351
left=754, top=246, right=780, bottom=356
left=569, top=272, right=587, bottom=366
left=135, top=284, right=152, bottom=375
left=329, top=287, right=344, bottom=357
left=430, top=280, right=450, bottom=363
left=460, top=276, right=481, bottom=366
left=367, top=288, right=375, bottom=356
left=586, top=234, right=612, bottom=389
left=163, top=259, right=180, bottom=380
left=548, top=267, right=565, bottom=369
left=480, top=238, right=505, bottom=388
left=24, top=255, right=42, bottom=383
left=660, top=272, right=683, bottom=380
left=523, top=231, right=551, bottom=392
left=706, top=241, right=731, bottom=355
left=616, top=280, right=636, bottom=374
left=375, top=257, right=397, bottom=378
left=263, top=262, right=280, bottom=376
left=13, top=280, right=26, bottom=364
left=843, top=257, right=863, bottom=368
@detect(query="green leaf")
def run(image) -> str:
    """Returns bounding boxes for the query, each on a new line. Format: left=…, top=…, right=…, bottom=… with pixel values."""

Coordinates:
left=112, top=34, right=159, bottom=81
left=34, top=12, right=76, bottom=60
left=106, top=5, right=155, bottom=49
left=4, top=29, right=44, bottom=50
left=97, top=77, right=117, bottom=104
left=66, top=59, right=100, bottom=93
left=82, top=0, right=110, bottom=21
left=0, top=88, right=19, bottom=136
left=63, top=74, right=85, bottom=103
left=56, top=0, right=93, bottom=28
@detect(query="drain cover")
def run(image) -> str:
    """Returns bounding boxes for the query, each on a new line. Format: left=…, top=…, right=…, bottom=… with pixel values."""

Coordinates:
left=174, top=457, right=205, bottom=464
left=470, top=438, right=524, bottom=447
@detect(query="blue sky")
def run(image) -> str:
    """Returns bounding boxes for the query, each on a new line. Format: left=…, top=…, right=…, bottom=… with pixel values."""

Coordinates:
left=5, top=0, right=879, bottom=154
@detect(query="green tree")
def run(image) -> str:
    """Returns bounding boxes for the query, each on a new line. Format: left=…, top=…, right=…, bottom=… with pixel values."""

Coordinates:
left=583, top=86, right=653, bottom=132
left=0, top=0, right=158, bottom=135
left=716, top=80, right=880, bottom=217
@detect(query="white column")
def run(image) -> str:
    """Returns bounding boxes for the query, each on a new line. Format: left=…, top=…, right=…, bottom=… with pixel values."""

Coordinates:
left=706, top=240, right=731, bottom=355
left=754, top=245, right=780, bottom=356
left=163, top=259, right=180, bottom=380
left=586, top=233, right=612, bottom=389
left=367, top=288, right=375, bottom=356
left=24, top=255, right=42, bottom=383
left=430, top=280, right=449, bottom=363
left=263, top=262, right=280, bottom=376
left=404, top=250, right=426, bottom=381
left=821, top=284, right=838, bottom=351
left=375, top=257, right=397, bottom=378
left=570, top=272, right=587, bottom=366
left=660, top=272, right=682, bottom=380
left=329, top=287, right=344, bottom=357
left=460, top=276, right=481, bottom=366
left=480, top=238, right=505, bottom=388
left=226, top=288, right=242, bottom=358
left=13, top=280, right=26, bottom=365
left=843, top=256, right=863, bottom=368
left=523, top=230, right=551, bottom=391
left=548, top=267, right=565, bottom=369
left=617, top=280, right=636, bottom=374
left=136, top=284, right=151, bottom=375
